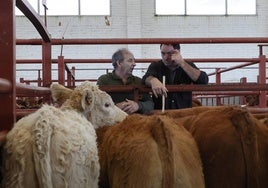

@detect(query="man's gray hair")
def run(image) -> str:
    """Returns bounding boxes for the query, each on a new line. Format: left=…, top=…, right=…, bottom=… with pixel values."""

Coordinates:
left=112, top=48, right=131, bottom=68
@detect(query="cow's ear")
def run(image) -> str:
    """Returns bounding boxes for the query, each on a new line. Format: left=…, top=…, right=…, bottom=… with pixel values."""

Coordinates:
left=50, top=83, right=73, bottom=106
left=81, top=89, right=95, bottom=111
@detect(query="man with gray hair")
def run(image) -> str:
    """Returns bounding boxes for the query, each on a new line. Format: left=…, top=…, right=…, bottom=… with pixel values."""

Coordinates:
left=97, top=48, right=154, bottom=114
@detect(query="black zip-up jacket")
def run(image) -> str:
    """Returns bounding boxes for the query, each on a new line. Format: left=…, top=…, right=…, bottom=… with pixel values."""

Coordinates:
left=142, top=60, right=209, bottom=109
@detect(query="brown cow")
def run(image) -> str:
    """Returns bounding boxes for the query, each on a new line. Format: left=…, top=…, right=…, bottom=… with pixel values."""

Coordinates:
left=96, top=114, right=205, bottom=188
left=251, top=112, right=268, bottom=126
left=159, top=106, right=268, bottom=188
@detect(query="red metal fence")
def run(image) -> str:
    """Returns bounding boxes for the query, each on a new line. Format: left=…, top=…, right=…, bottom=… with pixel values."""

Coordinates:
left=1, top=0, right=268, bottom=131
left=16, top=55, right=268, bottom=107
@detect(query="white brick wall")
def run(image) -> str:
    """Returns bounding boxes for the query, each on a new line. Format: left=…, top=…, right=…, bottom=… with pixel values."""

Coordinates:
left=16, top=0, right=268, bottom=84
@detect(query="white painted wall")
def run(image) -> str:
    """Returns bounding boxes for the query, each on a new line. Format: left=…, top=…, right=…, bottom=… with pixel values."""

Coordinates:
left=15, top=0, right=268, bottom=84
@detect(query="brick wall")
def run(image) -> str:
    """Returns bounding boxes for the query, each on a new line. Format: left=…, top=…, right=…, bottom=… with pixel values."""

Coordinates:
left=15, top=0, right=268, bottom=84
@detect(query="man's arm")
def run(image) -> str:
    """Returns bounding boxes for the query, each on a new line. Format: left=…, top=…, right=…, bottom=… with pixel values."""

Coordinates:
left=137, top=93, right=154, bottom=114
left=172, top=50, right=201, bottom=81
left=145, top=76, right=168, bottom=98
left=117, top=96, right=153, bottom=114
left=179, top=60, right=201, bottom=81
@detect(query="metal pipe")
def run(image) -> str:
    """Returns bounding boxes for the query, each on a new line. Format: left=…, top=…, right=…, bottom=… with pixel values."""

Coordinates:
left=0, top=78, right=12, bottom=94
left=16, top=37, right=268, bottom=45
left=16, top=58, right=265, bottom=64
left=16, top=83, right=51, bottom=96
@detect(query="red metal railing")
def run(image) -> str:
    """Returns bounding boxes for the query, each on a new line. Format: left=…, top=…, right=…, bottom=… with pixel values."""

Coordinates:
left=17, top=56, right=268, bottom=107
left=1, top=0, right=268, bottom=132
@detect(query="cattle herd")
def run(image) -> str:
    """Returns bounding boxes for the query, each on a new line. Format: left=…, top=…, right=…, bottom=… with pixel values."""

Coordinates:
left=0, top=81, right=267, bottom=188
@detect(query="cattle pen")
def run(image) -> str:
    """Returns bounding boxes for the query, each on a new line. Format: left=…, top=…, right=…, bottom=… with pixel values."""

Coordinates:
left=1, top=0, right=268, bottom=132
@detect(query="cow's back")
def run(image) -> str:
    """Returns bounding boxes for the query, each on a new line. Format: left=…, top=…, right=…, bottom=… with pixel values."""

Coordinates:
left=97, top=114, right=205, bottom=188
left=1, top=105, right=99, bottom=188
left=173, top=106, right=268, bottom=188
left=1, top=110, right=39, bottom=188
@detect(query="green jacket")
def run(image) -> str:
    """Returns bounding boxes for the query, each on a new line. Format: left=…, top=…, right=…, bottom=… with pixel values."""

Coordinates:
left=97, top=71, right=154, bottom=114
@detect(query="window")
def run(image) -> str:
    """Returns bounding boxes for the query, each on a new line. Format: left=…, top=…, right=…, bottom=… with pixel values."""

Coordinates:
left=227, top=0, right=256, bottom=15
left=40, top=0, right=79, bottom=15
left=16, top=0, right=38, bottom=15
left=16, top=0, right=110, bottom=16
left=187, top=0, right=225, bottom=15
left=155, top=0, right=185, bottom=15
left=155, top=0, right=256, bottom=15
left=80, top=0, right=110, bottom=15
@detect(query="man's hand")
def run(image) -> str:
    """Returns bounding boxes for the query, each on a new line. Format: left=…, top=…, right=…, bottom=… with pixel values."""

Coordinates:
left=116, top=99, right=139, bottom=114
left=171, top=49, right=184, bottom=67
left=171, top=50, right=201, bottom=81
left=150, top=78, right=168, bottom=98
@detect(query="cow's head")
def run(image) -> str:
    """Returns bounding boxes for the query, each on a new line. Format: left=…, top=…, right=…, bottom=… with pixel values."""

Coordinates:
left=50, top=81, right=127, bottom=128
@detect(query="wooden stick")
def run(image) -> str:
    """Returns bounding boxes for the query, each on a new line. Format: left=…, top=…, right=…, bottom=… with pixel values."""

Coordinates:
left=162, top=75, right=165, bottom=112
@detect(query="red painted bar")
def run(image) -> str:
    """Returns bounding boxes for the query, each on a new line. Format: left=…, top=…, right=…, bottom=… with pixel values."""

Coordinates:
left=0, top=78, right=12, bottom=94
left=215, top=68, right=221, bottom=105
left=16, top=83, right=51, bottom=97
left=50, top=37, right=268, bottom=45
left=258, top=55, right=267, bottom=108
left=58, top=56, right=65, bottom=85
left=16, top=109, right=37, bottom=120
left=0, top=0, right=16, bottom=131
left=42, top=41, right=52, bottom=87
left=99, top=84, right=268, bottom=93
left=217, top=61, right=258, bottom=74
left=16, top=39, right=43, bottom=45
left=16, top=58, right=263, bottom=64
left=16, top=37, right=268, bottom=45
left=37, top=70, right=42, bottom=86
left=246, top=107, right=268, bottom=114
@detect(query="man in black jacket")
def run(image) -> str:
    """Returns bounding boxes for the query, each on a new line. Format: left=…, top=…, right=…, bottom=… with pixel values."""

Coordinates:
left=142, top=43, right=208, bottom=109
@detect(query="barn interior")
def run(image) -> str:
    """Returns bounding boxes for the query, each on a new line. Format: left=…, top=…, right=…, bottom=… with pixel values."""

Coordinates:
left=1, top=1, right=268, bottom=187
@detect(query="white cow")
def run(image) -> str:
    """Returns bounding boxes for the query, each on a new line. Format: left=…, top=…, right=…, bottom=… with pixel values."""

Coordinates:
left=50, top=82, right=127, bottom=128
left=1, top=81, right=127, bottom=188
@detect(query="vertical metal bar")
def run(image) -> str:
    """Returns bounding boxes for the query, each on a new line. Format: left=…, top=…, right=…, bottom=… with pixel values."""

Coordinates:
left=258, top=45, right=263, bottom=56
left=240, top=77, right=247, bottom=105
left=58, top=56, right=65, bottom=85
left=67, top=72, right=71, bottom=87
left=216, top=68, right=221, bottom=105
left=72, top=67, right=76, bottom=87
left=38, top=69, right=42, bottom=86
left=0, top=0, right=16, bottom=130
left=42, top=41, right=52, bottom=87
left=258, top=55, right=266, bottom=108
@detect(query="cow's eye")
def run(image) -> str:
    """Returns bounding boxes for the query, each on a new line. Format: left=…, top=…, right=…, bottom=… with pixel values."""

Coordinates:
left=105, top=103, right=110, bottom=107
